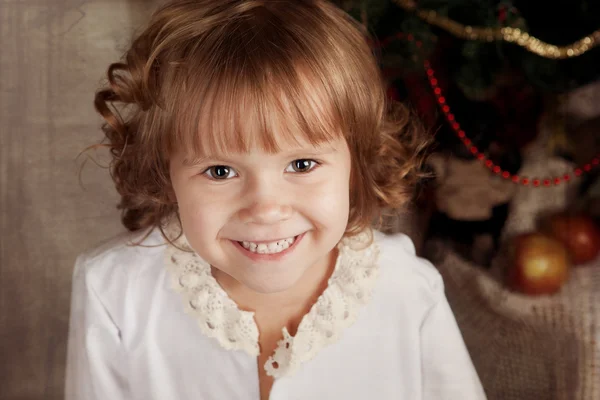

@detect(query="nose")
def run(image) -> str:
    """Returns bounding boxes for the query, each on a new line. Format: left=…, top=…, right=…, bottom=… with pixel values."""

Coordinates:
left=238, top=179, right=293, bottom=225
left=240, top=201, right=293, bottom=225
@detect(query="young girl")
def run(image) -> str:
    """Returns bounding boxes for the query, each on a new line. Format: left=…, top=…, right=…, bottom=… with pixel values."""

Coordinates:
left=65, top=1, right=486, bottom=399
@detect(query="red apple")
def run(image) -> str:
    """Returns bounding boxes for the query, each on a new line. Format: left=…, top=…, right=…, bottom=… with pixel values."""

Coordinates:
left=507, top=232, right=570, bottom=295
left=543, top=213, right=600, bottom=265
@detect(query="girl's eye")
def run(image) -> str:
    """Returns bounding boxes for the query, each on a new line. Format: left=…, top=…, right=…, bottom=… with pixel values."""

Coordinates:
left=285, top=159, right=318, bottom=173
left=203, top=165, right=238, bottom=180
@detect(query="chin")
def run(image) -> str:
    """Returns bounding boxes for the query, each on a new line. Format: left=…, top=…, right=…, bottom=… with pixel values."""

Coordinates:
left=240, top=270, right=306, bottom=294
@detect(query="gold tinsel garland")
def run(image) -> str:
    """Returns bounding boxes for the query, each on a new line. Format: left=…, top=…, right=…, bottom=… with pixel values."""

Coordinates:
left=393, top=0, right=600, bottom=59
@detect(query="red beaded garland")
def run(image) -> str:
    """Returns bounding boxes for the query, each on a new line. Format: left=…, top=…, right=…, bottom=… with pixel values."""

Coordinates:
left=375, top=32, right=599, bottom=187
left=422, top=60, right=599, bottom=187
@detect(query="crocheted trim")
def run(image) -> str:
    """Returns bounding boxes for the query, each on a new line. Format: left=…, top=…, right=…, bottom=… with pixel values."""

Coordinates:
left=164, top=227, right=380, bottom=378
left=264, top=231, right=380, bottom=378
left=164, top=230, right=260, bottom=356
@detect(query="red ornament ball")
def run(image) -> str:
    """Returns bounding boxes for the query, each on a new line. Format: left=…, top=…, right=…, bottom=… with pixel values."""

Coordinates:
left=542, top=213, right=600, bottom=265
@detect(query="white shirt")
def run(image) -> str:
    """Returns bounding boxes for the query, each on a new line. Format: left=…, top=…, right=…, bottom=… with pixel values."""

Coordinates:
left=65, top=227, right=486, bottom=400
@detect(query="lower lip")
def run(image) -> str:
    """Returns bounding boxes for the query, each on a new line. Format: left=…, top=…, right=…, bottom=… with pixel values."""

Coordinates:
left=232, top=233, right=305, bottom=261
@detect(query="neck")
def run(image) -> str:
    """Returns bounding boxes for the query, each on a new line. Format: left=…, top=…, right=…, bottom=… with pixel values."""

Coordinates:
left=211, top=248, right=338, bottom=335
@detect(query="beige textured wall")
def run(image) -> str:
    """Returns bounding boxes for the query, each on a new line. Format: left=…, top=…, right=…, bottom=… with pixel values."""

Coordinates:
left=0, top=1, right=158, bottom=398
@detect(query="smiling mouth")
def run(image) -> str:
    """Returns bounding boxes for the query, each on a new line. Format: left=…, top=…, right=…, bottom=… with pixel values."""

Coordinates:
left=237, top=235, right=299, bottom=255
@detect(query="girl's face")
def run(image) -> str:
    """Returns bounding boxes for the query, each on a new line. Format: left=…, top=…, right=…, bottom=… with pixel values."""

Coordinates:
left=169, top=135, right=351, bottom=294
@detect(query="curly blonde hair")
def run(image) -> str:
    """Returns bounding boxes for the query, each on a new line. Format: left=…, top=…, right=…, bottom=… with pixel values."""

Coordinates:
left=94, top=0, right=429, bottom=237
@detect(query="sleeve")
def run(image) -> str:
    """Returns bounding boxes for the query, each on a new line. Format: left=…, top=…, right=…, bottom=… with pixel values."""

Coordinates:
left=65, top=255, right=129, bottom=400
left=420, top=275, right=487, bottom=400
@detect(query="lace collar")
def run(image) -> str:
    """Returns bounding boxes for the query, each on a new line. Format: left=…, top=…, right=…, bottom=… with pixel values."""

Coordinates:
left=164, top=227, right=380, bottom=378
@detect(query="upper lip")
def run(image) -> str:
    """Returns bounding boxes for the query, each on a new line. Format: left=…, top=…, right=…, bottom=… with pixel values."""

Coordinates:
left=232, top=234, right=300, bottom=243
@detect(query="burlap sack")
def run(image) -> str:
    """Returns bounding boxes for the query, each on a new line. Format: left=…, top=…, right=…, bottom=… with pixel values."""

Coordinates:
left=428, top=240, right=600, bottom=400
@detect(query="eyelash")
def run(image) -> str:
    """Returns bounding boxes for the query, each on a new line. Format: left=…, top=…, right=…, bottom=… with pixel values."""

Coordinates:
left=285, top=159, right=320, bottom=174
left=202, top=159, right=320, bottom=180
left=203, top=165, right=238, bottom=180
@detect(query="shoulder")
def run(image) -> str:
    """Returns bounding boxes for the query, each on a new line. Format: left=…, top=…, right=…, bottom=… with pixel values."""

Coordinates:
left=372, top=230, right=443, bottom=311
left=75, top=228, right=166, bottom=281
left=72, top=228, right=168, bottom=322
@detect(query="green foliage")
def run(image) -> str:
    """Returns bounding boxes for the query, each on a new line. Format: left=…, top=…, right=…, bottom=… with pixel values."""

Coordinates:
left=335, top=0, right=390, bottom=27
left=337, top=0, right=600, bottom=96
left=455, top=42, right=503, bottom=99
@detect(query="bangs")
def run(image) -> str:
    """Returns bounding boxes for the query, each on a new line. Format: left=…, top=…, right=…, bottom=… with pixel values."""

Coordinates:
left=171, top=59, right=344, bottom=160
left=177, top=60, right=342, bottom=158
left=161, top=5, right=370, bottom=160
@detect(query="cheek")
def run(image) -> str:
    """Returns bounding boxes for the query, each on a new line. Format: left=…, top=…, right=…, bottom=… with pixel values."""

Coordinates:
left=300, top=169, right=351, bottom=230
left=174, top=185, right=232, bottom=241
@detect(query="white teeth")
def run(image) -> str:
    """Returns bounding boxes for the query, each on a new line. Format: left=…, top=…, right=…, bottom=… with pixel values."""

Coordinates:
left=239, top=236, right=296, bottom=254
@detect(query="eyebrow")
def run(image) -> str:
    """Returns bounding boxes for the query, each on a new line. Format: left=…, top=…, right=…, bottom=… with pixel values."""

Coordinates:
left=182, top=155, right=209, bottom=167
left=181, top=146, right=338, bottom=167
left=285, top=146, right=338, bottom=158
